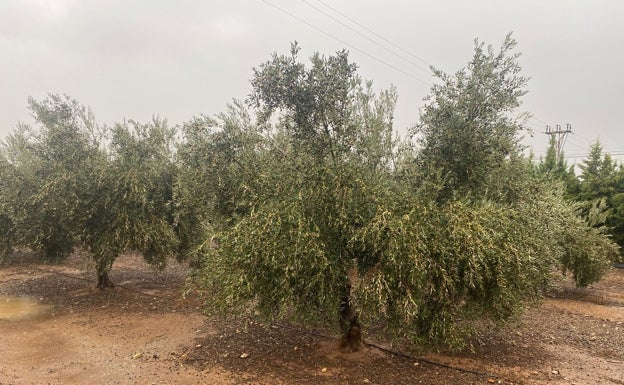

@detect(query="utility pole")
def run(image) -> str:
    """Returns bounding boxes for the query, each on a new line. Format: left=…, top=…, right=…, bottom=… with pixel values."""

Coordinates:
left=544, top=123, right=572, bottom=158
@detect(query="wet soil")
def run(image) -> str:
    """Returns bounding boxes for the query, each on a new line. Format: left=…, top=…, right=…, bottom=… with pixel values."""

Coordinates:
left=1, top=252, right=623, bottom=385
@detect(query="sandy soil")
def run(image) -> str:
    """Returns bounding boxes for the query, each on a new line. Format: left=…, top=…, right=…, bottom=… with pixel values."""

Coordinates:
left=1, top=252, right=623, bottom=385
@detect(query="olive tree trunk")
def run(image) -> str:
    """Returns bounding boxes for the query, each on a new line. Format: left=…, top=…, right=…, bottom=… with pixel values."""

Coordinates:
left=338, top=284, right=363, bottom=352
left=95, top=260, right=115, bottom=289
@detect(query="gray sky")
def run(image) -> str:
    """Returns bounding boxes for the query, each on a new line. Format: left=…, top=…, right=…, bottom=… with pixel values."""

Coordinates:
left=1, top=0, right=623, bottom=162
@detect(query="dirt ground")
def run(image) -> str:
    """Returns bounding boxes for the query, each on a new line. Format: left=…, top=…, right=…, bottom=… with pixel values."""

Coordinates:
left=1, top=252, right=623, bottom=385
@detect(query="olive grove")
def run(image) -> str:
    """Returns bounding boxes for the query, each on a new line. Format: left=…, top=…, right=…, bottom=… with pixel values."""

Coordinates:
left=0, top=95, right=178, bottom=287
left=0, top=36, right=619, bottom=349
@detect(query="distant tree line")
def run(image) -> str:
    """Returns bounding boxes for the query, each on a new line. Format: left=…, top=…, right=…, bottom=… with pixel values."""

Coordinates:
left=0, top=34, right=620, bottom=350
left=536, top=138, right=624, bottom=254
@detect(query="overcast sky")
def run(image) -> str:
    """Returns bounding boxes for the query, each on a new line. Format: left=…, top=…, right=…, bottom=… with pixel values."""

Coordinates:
left=1, top=0, right=622, bottom=161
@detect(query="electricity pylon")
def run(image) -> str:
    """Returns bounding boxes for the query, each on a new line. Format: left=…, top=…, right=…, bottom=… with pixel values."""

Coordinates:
left=545, top=123, right=572, bottom=158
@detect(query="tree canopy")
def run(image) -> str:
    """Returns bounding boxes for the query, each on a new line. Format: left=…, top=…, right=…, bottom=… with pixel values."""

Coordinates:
left=191, top=44, right=398, bottom=347
left=413, top=34, right=529, bottom=202
left=0, top=95, right=178, bottom=287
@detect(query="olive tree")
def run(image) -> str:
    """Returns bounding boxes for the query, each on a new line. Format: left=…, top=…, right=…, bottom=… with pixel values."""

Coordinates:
left=1, top=95, right=101, bottom=261
left=83, top=118, right=179, bottom=287
left=413, top=33, right=530, bottom=202
left=1, top=94, right=179, bottom=287
left=0, top=153, right=14, bottom=261
left=192, top=38, right=617, bottom=350
left=194, top=44, right=398, bottom=348
left=357, top=34, right=618, bottom=347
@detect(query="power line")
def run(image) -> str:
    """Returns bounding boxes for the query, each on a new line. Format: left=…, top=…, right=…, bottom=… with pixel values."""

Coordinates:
left=312, top=0, right=433, bottom=69
left=574, top=131, right=601, bottom=144
left=301, top=0, right=431, bottom=74
left=263, top=0, right=582, bottom=150
left=564, top=152, right=624, bottom=159
left=529, top=116, right=549, bottom=125
left=260, top=0, right=431, bottom=85
left=565, top=135, right=590, bottom=151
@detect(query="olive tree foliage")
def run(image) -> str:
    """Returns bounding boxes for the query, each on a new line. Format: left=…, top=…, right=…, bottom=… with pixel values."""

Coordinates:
left=193, top=44, right=398, bottom=334
left=85, top=118, right=179, bottom=287
left=0, top=155, right=15, bottom=261
left=174, top=101, right=264, bottom=261
left=0, top=94, right=178, bottom=287
left=354, top=34, right=616, bottom=347
left=413, top=33, right=530, bottom=203
left=0, top=94, right=103, bottom=261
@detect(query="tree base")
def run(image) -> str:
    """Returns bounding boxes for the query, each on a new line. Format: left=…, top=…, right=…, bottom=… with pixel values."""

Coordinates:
left=339, top=319, right=363, bottom=353
left=338, top=282, right=362, bottom=352
left=96, top=271, right=115, bottom=289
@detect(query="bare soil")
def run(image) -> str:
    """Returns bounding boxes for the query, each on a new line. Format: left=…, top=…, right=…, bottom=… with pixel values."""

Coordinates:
left=1, top=252, right=623, bottom=385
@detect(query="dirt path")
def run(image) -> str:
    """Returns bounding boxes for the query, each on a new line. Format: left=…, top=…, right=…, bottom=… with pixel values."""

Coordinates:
left=0, top=253, right=233, bottom=385
left=0, top=311, right=216, bottom=384
left=1, top=252, right=624, bottom=385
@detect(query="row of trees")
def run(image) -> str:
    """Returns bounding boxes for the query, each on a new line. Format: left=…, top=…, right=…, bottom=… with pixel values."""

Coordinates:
left=0, top=35, right=620, bottom=349
left=537, top=138, right=624, bottom=249
left=0, top=97, right=177, bottom=286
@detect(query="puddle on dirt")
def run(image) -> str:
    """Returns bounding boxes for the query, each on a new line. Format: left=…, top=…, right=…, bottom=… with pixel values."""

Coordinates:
left=0, top=295, right=52, bottom=321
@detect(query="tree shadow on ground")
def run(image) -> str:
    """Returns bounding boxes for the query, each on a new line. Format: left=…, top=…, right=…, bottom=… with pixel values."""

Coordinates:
left=0, top=251, right=196, bottom=316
